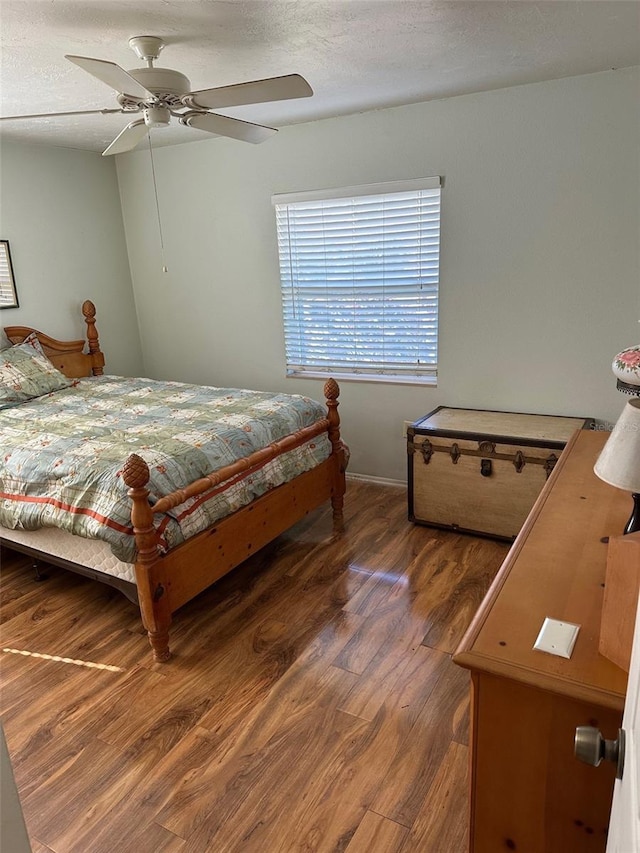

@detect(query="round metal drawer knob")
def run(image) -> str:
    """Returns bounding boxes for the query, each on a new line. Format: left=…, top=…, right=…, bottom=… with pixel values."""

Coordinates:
left=574, top=726, right=625, bottom=780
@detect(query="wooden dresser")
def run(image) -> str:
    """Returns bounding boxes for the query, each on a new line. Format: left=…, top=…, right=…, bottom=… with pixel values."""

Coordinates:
left=454, top=429, right=629, bottom=853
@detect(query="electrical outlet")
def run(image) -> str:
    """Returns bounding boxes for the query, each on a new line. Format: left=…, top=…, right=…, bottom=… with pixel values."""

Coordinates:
left=402, top=420, right=413, bottom=438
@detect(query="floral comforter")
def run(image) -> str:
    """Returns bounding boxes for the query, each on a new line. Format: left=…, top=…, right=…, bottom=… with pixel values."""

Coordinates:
left=0, top=376, right=330, bottom=562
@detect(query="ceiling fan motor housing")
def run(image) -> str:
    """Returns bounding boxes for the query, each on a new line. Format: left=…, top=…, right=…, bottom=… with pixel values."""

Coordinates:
left=127, top=67, right=191, bottom=99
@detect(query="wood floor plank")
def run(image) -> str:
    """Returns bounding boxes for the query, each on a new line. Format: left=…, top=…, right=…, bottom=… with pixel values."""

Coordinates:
left=453, top=693, right=471, bottom=746
left=345, top=811, right=409, bottom=852
left=267, top=650, right=454, bottom=853
left=165, top=529, right=370, bottom=668
left=20, top=723, right=186, bottom=853
left=156, top=666, right=363, bottom=845
left=0, top=586, right=143, bottom=677
left=130, top=499, right=339, bottom=662
left=336, top=622, right=445, bottom=722
left=62, top=811, right=186, bottom=853
left=419, top=538, right=508, bottom=654
left=188, top=646, right=445, bottom=852
left=115, top=822, right=186, bottom=852
left=288, top=482, right=408, bottom=584
left=6, top=666, right=163, bottom=801
left=65, top=726, right=222, bottom=853
left=332, top=555, right=432, bottom=677
left=70, top=815, right=186, bottom=853
left=20, top=738, right=145, bottom=847
left=343, top=529, right=450, bottom=616
left=167, top=644, right=446, bottom=853
left=136, top=617, right=364, bottom=836
left=371, top=654, right=471, bottom=827
left=332, top=538, right=463, bottom=677
left=195, top=608, right=366, bottom=740
left=401, top=741, right=470, bottom=853
left=4, top=660, right=130, bottom=760
left=1, top=572, right=129, bottom=645
left=0, top=482, right=509, bottom=853
left=29, top=840, right=56, bottom=853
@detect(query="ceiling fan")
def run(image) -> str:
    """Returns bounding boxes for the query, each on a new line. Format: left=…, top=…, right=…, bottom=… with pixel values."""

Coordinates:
left=0, top=35, right=313, bottom=155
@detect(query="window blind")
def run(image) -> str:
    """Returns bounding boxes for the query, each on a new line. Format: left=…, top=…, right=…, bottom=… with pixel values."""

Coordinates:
left=273, top=177, right=441, bottom=383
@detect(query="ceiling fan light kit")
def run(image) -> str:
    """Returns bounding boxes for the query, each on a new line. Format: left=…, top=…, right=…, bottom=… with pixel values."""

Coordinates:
left=143, top=106, right=171, bottom=128
left=1, top=36, right=313, bottom=155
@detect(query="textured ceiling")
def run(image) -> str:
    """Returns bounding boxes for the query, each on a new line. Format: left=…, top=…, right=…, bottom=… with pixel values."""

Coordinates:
left=0, top=0, right=639, bottom=153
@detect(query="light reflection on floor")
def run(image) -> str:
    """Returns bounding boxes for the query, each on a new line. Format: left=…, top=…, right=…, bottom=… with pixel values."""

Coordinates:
left=2, top=647, right=124, bottom=672
left=349, top=563, right=409, bottom=586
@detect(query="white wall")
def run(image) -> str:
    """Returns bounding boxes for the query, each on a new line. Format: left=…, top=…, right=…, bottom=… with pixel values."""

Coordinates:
left=117, top=68, right=640, bottom=481
left=0, top=142, right=143, bottom=376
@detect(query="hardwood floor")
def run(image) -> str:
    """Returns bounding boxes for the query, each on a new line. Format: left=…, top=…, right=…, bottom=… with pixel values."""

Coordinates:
left=0, top=481, right=510, bottom=853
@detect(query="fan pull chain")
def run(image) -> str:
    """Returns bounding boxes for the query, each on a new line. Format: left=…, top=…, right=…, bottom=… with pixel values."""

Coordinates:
left=147, top=132, right=168, bottom=272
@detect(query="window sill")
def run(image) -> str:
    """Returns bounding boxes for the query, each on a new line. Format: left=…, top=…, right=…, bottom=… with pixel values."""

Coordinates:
left=286, top=371, right=438, bottom=387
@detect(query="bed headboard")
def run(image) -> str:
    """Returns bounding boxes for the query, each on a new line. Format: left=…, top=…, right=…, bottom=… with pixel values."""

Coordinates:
left=4, top=300, right=105, bottom=379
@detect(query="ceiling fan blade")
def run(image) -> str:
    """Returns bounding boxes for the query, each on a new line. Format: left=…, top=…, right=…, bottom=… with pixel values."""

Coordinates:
left=185, top=74, right=313, bottom=110
left=66, top=55, right=153, bottom=100
left=183, top=112, right=277, bottom=144
left=0, top=108, right=127, bottom=122
left=102, top=119, right=148, bottom=156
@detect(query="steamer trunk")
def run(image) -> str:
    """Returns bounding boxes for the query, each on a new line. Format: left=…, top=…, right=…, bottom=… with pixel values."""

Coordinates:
left=408, top=407, right=593, bottom=540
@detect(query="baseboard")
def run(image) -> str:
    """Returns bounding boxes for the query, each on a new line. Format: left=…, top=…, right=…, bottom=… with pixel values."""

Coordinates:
left=347, top=472, right=406, bottom=488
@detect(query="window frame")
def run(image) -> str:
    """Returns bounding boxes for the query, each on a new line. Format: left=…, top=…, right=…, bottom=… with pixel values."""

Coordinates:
left=0, top=241, right=19, bottom=309
left=272, top=177, right=441, bottom=386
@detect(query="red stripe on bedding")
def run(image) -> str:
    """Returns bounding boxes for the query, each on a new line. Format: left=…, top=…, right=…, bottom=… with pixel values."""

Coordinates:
left=157, top=515, right=171, bottom=551
left=0, top=493, right=134, bottom=535
left=0, top=441, right=315, bottom=539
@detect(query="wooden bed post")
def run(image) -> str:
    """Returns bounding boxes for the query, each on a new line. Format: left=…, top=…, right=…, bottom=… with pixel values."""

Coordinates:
left=324, top=379, right=348, bottom=528
left=81, top=300, right=105, bottom=376
left=122, top=454, right=172, bottom=662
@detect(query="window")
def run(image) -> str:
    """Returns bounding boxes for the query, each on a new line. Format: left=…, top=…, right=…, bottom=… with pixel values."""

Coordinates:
left=273, top=177, right=441, bottom=384
left=0, top=241, right=18, bottom=309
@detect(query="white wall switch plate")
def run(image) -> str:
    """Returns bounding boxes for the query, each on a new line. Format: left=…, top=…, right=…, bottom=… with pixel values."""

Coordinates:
left=533, top=617, right=580, bottom=659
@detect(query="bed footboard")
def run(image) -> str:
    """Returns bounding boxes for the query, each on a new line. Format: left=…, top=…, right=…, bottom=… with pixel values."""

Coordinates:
left=122, top=380, right=347, bottom=663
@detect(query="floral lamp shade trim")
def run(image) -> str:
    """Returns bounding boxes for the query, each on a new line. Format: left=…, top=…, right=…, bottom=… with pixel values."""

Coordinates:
left=614, top=346, right=640, bottom=394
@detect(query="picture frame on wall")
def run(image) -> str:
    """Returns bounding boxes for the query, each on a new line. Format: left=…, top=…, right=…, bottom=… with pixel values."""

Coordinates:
left=0, top=241, right=18, bottom=309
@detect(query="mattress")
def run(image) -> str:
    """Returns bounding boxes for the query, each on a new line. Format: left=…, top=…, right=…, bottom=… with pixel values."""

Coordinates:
left=0, top=525, right=136, bottom=583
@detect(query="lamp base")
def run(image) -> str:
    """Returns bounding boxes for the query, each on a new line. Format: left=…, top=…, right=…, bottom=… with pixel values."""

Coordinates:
left=624, top=493, right=640, bottom=535
left=617, top=378, right=640, bottom=395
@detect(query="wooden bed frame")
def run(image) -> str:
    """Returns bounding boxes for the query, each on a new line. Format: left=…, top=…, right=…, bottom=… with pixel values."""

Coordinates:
left=4, top=300, right=348, bottom=662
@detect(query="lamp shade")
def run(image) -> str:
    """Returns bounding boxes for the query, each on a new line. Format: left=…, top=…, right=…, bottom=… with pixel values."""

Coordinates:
left=594, top=398, right=640, bottom=493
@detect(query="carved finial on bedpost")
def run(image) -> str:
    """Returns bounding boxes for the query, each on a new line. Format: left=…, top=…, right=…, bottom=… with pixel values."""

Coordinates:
left=82, top=300, right=105, bottom=376
left=122, top=454, right=157, bottom=564
left=324, top=378, right=341, bottom=453
left=122, top=453, right=172, bottom=662
left=323, top=378, right=348, bottom=530
left=123, top=453, right=150, bottom=490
